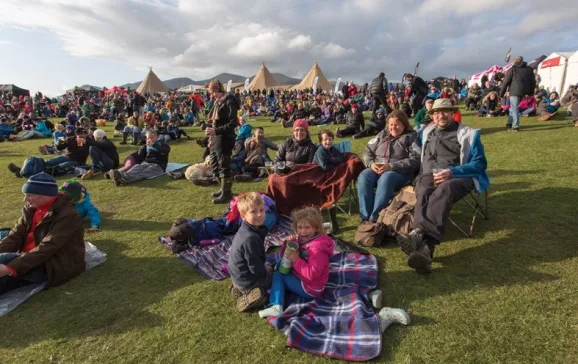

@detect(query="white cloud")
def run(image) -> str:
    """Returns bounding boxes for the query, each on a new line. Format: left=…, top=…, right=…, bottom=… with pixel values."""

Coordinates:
left=0, top=40, right=13, bottom=46
left=0, top=0, right=576, bottom=84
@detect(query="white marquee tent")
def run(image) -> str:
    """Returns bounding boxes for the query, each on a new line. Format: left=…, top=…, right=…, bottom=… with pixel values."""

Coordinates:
left=561, top=51, right=578, bottom=96
left=537, top=52, right=574, bottom=94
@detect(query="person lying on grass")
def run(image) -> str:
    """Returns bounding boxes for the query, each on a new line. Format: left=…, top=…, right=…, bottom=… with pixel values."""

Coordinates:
left=228, top=192, right=272, bottom=313
left=0, top=173, right=85, bottom=296
left=107, top=129, right=171, bottom=186
left=258, top=206, right=335, bottom=318
left=8, top=127, right=92, bottom=178
left=59, top=180, right=101, bottom=233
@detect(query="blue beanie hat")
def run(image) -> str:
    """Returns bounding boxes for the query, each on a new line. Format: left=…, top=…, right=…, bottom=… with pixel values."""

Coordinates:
left=22, top=172, right=59, bottom=196
left=377, top=108, right=386, bottom=115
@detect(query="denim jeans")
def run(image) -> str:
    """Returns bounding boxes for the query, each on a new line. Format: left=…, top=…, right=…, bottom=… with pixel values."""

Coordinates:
left=357, top=169, right=412, bottom=221
left=508, top=96, right=520, bottom=129
left=268, top=271, right=312, bottom=308
left=0, top=253, right=47, bottom=295
left=520, top=107, right=535, bottom=116
left=89, top=146, right=114, bottom=172
left=45, top=155, right=74, bottom=168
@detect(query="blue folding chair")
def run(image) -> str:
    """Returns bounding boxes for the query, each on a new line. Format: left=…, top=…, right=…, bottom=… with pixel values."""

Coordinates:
left=331, top=140, right=358, bottom=215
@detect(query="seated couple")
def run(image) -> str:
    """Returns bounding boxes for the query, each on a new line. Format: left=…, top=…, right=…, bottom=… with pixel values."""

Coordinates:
left=358, top=100, right=489, bottom=274
left=227, top=194, right=408, bottom=332
left=0, top=173, right=85, bottom=296
left=106, top=129, right=171, bottom=186
left=7, top=128, right=119, bottom=180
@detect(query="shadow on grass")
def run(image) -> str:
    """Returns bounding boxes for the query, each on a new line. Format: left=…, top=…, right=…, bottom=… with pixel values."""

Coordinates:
left=488, top=169, right=543, bottom=178
left=378, top=187, right=578, bottom=360
left=480, top=122, right=571, bottom=135
left=0, top=240, right=203, bottom=349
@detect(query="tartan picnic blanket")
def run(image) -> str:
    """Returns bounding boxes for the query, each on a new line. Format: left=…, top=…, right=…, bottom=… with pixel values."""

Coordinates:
left=158, top=215, right=294, bottom=280
left=266, top=251, right=382, bottom=361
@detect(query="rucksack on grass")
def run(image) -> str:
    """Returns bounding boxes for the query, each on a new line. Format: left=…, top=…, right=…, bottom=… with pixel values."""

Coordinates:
left=379, top=185, right=416, bottom=237
left=20, top=157, right=45, bottom=178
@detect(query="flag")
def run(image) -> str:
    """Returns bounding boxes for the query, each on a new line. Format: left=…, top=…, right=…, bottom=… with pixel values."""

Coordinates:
left=334, top=77, right=342, bottom=94
left=414, top=62, right=420, bottom=76
left=505, top=48, right=512, bottom=63
left=226, top=80, right=232, bottom=93
left=243, top=78, right=250, bottom=92
left=312, top=76, right=319, bottom=92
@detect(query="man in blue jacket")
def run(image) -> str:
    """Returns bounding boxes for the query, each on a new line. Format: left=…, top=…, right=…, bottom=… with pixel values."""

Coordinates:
left=399, top=99, right=490, bottom=274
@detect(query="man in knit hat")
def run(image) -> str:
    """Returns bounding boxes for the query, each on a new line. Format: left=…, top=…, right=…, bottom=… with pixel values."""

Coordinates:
left=0, top=173, right=85, bottom=295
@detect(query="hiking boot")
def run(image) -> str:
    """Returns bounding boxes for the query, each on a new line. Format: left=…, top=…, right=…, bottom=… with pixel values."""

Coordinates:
left=81, top=169, right=100, bottom=180
left=229, top=283, right=243, bottom=301
left=103, top=170, right=113, bottom=179
left=397, top=228, right=424, bottom=256
left=407, top=244, right=432, bottom=274
left=211, top=177, right=223, bottom=198
left=257, top=167, right=268, bottom=178
left=8, top=163, right=23, bottom=177
left=192, top=177, right=215, bottom=186
left=233, top=174, right=253, bottom=182
left=236, top=287, right=267, bottom=312
left=111, top=169, right=127, bottom=186
left=213, top=178, right=233, bottom=204
left=168, top=171, right=185, bottom=180
left=38, top=145, right=49, bottom=155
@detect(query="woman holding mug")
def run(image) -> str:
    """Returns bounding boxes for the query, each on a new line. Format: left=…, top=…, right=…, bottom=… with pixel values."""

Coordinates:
left=357, top=110, right=417, bottom=222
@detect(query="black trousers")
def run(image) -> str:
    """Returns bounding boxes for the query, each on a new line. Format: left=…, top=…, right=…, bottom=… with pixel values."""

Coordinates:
left=89, top=146, right=115, bottom=172
left=336, top=125, right=359, bottom=138
left=209, top=135, right=235, bottom=178
left=372, top=95, right=385, bottom=115
left=411, top=94, right=424, bottom=115
left=414, top=174, right=474, bottom=244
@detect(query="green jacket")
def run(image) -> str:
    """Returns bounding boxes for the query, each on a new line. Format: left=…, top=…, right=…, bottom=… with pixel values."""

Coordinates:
left=414, top=107, right=431, bottom=128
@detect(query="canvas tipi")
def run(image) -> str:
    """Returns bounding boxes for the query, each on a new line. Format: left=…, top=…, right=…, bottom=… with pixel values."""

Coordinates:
left=290, top=60, right=332, bottom=91
left=136, top=67, right=169, bottom=94
left=247, top=62, right=279, bottom=90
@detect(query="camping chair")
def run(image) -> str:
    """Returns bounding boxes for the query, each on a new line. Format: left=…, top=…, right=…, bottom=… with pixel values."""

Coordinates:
left=332, top=140, right=358, bottom=216
left=448, top=189, right=488, bottom=237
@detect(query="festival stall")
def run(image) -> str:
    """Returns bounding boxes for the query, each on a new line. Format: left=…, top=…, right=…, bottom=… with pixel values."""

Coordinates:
left=0, top=84, right=30, bottom=97
left=537, top=52, right=574, bottom=93
left=467, top=65, right=502, bottom=87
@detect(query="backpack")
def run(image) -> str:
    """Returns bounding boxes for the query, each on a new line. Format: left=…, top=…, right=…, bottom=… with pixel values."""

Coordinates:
left=20, top=157, right=45, bottom=178
left=354, top=221, right=387, bottom=247
left=378, top=186, right=416, bottom=237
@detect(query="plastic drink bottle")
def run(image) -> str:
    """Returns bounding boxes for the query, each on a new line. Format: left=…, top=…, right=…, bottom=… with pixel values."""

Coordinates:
left=278, top=241, right=299, bottom=274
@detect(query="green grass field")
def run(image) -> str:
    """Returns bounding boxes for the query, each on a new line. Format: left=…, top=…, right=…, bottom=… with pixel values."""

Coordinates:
left=0, top=110, right=577, bottom=364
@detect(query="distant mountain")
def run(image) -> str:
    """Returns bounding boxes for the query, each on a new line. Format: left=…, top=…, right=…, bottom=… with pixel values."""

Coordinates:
left=120, top=77, right=195, bottom=90
left=271, top=73, right=300, bottom=85
left=79, top=84, right=102, bottom=91
left=118, top=72, right=300, bottom=90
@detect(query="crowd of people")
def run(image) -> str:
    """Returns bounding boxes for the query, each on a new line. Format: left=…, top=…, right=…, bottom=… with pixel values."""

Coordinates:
left=1, top=55, right=576, bottom=324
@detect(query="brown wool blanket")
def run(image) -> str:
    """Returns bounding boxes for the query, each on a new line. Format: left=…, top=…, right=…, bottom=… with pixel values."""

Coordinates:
left=266, top=153, right=365, bottom=215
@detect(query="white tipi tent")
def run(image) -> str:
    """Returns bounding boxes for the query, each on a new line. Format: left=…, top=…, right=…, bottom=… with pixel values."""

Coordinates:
left=136, top=67, right=169, bottom=94
left=290, top=60, right=332, bottom=91
left=537, top=52, right=574, bottom=94
left=247, top=62, right=279, bottom=91
left=561, top=51, right=578, bottom=96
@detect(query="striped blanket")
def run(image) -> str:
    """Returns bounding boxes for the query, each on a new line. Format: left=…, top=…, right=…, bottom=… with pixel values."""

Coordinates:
left=266, top=251, right=382, bottom=361
left=158, top=215, right=294, bottom=280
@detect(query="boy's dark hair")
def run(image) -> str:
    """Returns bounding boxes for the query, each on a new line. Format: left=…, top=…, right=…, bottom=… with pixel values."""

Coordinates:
left=318, top=129, right=334, bottom=142
left=254, top=126, right=264, bottom=132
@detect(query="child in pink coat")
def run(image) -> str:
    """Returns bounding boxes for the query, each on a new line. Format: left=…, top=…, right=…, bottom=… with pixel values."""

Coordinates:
left=258, top=207, right=335, bottom=318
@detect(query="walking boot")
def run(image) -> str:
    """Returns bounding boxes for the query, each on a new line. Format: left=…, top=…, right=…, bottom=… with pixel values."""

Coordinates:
left=119, top=132, right=129, bottom=145
left=212, top=178, right=233, bottom=204
left=211, top=177, right=223, bottom=198
left=328, top=206, right=339, bottom=234
left=7, top=163, right=22, bottom=177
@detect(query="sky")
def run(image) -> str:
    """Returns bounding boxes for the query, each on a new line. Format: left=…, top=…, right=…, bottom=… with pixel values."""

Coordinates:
left=0, top=0, right=577, bottom=97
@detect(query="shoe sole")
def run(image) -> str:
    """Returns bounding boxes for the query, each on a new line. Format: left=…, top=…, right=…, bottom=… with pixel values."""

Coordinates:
left=407, top=252, right=432, bottom=274
left=236, top=288, right=267, bottom=312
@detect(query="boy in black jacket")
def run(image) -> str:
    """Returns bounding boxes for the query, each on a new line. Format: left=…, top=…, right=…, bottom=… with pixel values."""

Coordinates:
left=108, top=130, right=170, bottom=186
left=228, top=193, right=271, bottom=312
left=336, top=103, right=364, bottom=138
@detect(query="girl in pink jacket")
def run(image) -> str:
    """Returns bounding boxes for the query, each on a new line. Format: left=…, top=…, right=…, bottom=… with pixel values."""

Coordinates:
left=259, top=207, right=335, bottom=318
